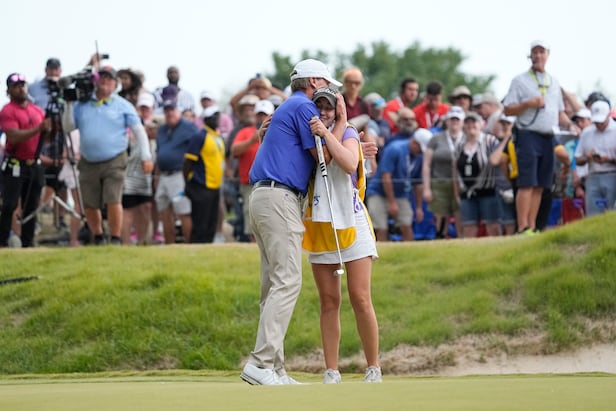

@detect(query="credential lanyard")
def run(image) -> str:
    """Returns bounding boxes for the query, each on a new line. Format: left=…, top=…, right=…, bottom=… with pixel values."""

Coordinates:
left=529, top=69, right=551, bottom=96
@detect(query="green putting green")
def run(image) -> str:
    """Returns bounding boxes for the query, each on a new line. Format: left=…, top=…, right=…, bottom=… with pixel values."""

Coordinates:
left=1, top=374, right=614, bottom=411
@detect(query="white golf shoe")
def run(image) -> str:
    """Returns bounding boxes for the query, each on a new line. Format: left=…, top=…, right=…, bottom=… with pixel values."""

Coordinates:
left=322, top=368, right=341, bottom=384
left=278, top=373, right=301, bottom=385
left=240, top=363, right=282, bottom=385
left=363, top=366, right=382, bottom=383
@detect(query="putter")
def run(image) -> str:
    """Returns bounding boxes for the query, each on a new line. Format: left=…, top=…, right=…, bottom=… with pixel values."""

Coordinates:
left=313, top=130, right=345, bottom=276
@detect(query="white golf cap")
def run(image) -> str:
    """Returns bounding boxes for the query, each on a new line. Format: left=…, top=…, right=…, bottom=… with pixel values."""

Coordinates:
left=202, top=105, right=220, bottom=119
left=499, top=114, right=517, bottom=124
left=254, top=99, right=275, bottom=115
left=200, top=90, right=214, bottom=100
left=412, top=128, right=432, bottom=152
left=290, top=59, right=342, bottom=87
left=572, top=108, right=591, bottom=121
left=445, top=105, right=466, bottom=120
left=590, top=100, right=610, bottom=123
left=136, top=92, right=155, bottom=108
left=530, top=40, right=550, bottom=51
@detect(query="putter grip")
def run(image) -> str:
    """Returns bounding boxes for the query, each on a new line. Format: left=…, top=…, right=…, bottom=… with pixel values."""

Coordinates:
left=312, top=116, right=328, bottom=176
left=315, top=136, right=328, bottom=177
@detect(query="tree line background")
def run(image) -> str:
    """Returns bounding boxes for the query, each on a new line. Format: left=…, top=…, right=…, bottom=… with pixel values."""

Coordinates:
left=263, top=41, right=495, bottom=99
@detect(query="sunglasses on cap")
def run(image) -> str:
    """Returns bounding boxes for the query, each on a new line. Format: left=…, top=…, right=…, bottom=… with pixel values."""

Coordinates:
left=7, top=73, right=26, bottom=86
left=10, top=73, right=26, bottom=81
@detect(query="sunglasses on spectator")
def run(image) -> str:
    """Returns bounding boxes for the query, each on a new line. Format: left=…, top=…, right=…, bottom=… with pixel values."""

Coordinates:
left=8, top=73, right=26, bottom=84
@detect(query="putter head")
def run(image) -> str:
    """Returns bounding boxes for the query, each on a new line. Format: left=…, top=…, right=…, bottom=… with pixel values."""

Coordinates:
left=334, top=268, right=345, bottom=276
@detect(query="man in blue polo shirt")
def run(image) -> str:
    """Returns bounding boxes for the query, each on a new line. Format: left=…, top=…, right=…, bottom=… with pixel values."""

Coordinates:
left=63, top=65, right=153, bottom=245
left=155, top=95, right=198, bottom=244
left=366, top=131, right=425, bottom=242
left=241, top=59, right=343, bottom=386
left=29, top=57, right=62, bottom=110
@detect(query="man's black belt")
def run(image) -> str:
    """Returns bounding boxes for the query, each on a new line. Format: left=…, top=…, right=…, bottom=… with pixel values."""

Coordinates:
left=160, top=170, right=181, bottom=175
left=254, top=179, right=302, bottom=197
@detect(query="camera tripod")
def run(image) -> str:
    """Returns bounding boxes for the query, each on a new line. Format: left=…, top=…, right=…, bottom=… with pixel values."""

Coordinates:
left=19, top=95, right=86, bottom=238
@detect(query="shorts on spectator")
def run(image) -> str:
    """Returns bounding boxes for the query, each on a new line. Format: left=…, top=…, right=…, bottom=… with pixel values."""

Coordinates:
left=515, top=129, right=554, bottom=189
left=429, top=180, right=459, bottom=216
left=155, top=171, right=191, bottom=215
left=460, top=194, right=499, bottom=225
left=78, top=151, right=128, bottom=208
left=367, top=194, right=413, bottom=230
left=496, top=192, right=516, bottom=225
left=122, top=194, right=152, bottom=209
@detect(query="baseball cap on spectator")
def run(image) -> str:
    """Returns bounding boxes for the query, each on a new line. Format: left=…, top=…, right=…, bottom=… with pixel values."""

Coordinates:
left=473, top=92, right=499, bottom=107
left=448, top=85, right=472, bottom=103
left=255, top=100, right=275, bottom=116
left=238, top=94, right=259, bottom=106
left=290, top=59, right=342, bottom=87
left=364, top=92, right=386, bottom=108
left=137, top=93, right=155, bottom=108
left=584, top=91, right=610, bottom=107
left=202, top=105, right=220, bottom=118
left=98, top=65, right=117, bottom=79
left=200, top=90, right=214, bottom=101
left=530, top=40, right=550, bottom=51
left=571, top=108, right=591, bottom=121
left=590, top=100, right=610, bottom=123
left=413, top=128, right=432, bottom=152
left=46, top=58, right=61, bottom=69
left=312, top=87, right=338, bottom=107
left=163, top=99, right=177, bottom=109
left=445, top=106, right=466, bottom=121
left=268, top=94, right=284, bottom=109
left=499, top=114, right=517, bottom=123
left=464, top=112, right=483, bottom=122
left=6, top=73, right=26, bottom=87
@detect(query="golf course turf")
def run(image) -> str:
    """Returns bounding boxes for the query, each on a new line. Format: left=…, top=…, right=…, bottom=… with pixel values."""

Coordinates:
left=1, top=373, right=614, bottom=410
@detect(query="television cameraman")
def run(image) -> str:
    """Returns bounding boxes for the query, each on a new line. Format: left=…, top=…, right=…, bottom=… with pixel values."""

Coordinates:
left=29, top=57, right=71, bottom=228
left=0, top=73, right=51, bottom=247
left=62, top=63, right=153, bottom=245
left=29, top=58, right=62, bottom=109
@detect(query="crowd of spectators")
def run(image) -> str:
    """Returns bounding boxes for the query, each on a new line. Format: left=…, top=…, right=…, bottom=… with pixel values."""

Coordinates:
left=1, top=45, right=615, bottom=248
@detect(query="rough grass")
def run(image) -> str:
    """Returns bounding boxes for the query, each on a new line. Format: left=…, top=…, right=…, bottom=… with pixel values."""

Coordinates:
left=0, top=213, right=615, bottom=375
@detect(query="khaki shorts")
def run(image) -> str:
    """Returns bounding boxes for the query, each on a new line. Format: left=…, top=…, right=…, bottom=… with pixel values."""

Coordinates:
left=78, top=151, right=128, bottom=208
left=429, top=180, right=459, bottom=216
left=366, top=194, right=413, bottom=230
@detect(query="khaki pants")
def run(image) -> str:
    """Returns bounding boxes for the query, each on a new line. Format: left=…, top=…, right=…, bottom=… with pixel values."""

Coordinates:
left=247, top=185, right=305, bottom=371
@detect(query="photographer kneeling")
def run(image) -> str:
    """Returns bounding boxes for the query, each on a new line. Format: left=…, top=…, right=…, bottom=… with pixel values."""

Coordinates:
left=62, top=65, right=153, bottom=245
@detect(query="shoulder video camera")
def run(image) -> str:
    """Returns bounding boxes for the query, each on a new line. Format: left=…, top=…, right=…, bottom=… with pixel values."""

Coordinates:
left=47, top=64, right=103, bottom=103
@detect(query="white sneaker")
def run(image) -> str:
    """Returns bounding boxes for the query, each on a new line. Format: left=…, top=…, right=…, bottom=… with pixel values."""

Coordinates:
left=240, top=363, right=282, bottom=385
left=7, top=232, right=22, bottom=248
left=214, top=232, right=225, bottom=243
left=278, top=374, right=301, bottom=384
left=323, top=368, right=341, bottom=384
left=363, top=366, right=382, bottom=383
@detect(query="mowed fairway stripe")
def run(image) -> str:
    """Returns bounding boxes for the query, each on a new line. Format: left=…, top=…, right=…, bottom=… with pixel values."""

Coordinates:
left=0, top=374, right=614, bottom=411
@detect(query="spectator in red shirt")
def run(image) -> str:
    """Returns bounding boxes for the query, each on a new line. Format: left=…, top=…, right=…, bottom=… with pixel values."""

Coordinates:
left=341, top=67, right=368, bottom=120
left=230, top=99, right=275, bottom=242
left=0, top=73, right=51, bottom=247
left=413, top=80, right=450, bottom=131
left=383, top=78, right=420, bottom=134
